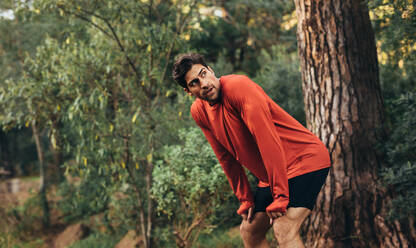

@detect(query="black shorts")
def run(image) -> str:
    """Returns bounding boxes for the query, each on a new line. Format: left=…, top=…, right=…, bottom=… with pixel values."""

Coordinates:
left=253, top=167, right=330, bottom=213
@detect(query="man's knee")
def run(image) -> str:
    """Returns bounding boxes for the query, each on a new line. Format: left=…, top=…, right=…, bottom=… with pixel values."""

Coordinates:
left=240, top=220, right=266, bottom=241
left=273, top=219, right=300, bottom=244
left=240, top=221, right=256, bottom=239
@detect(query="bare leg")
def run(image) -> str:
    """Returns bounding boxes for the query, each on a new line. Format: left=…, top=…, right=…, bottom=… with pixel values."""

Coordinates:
left=240, top=212, right=272, bottom=248
left=272, top=207, right=311, bottom=248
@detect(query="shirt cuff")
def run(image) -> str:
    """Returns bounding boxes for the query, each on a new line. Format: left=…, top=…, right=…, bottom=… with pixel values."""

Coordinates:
left=236, top=201, right=254, bottom=215
left=265, top=196, right=289, bottom=214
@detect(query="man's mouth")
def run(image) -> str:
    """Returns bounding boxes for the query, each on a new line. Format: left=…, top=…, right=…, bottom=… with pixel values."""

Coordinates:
left=205, top=88, right=214, bottom=97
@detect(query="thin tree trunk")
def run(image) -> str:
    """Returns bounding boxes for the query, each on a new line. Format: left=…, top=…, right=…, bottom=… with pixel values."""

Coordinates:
left=51, top=119, right=64, bottom=183
left=146, top=161, right=153, bottom=248
left=294, top=0, right=415, bottom=247
left=0, top=130, right=13, bottom=177
left=31, top=120, right=50, bottom=228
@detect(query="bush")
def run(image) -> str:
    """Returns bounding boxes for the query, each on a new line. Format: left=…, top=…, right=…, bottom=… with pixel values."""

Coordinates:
left=382, top=93, right=416, bottom=219
left=254, top=45, right=305, bottom=124
left=69, top=232, right=120, bottom=248
left=152, top=127, right=239, bottom=247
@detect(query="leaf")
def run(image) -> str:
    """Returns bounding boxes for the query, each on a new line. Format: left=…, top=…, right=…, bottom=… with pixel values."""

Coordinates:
left=51, top=134, right=57, bottom=149
left=132, top=113, right=138, bottom=123
left=147, top=153, right=153, bottom=163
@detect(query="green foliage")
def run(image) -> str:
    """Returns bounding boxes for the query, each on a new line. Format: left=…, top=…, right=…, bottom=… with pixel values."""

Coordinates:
left=1, top=0, right=200, bottom=245
left=254, top=45, right=305, bottom=124
left=189, top=0, right=295, bottom=76
left=382, top=93, right=416, bottom=219
left=68, top=232, right=120, bottom=248
left=369, top=0, right=416, bottom=220
left=369, top=0, right=416, bottom=101
left=57, top=174, right=111, bottom=222
left=152, top=127, right=235, bottom=245
left=195, top=227, right=244, bottom=248
left=0, top=194, right=46, bottom=247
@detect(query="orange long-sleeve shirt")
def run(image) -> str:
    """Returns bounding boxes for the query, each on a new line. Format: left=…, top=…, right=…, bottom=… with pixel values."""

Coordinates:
left=191, top=74, right=331, bottom=213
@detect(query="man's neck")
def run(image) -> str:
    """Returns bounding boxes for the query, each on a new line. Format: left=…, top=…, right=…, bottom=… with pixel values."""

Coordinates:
left=208, top=90, right=221, bottom=106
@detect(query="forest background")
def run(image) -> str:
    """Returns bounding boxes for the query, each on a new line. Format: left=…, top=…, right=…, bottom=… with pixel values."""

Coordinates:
left=0, top=0, right=414, bottom=247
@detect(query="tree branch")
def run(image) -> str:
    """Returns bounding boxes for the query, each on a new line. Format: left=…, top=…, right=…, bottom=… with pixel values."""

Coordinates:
left=58, top=6, right=113, bottom=40
left=183, top=217, right=203, bottom=242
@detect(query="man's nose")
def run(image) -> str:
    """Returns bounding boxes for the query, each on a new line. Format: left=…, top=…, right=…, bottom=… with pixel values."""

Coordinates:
left=200, top=79, right=209, bottom=89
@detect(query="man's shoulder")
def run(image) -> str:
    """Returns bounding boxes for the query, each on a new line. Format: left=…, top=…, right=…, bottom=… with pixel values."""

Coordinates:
left=221, top=74, right=262, bottom=101
left=221, top=74, right=252, bottom=92
left=191, top=98, right=203, bottom=114
left=190, top=98, right=207, bottom=122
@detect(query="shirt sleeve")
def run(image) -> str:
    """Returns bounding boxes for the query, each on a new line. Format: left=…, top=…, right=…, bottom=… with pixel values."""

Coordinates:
left=191, top=106, right=254, bottom=211
left=226, top=75, right=289, bottom=213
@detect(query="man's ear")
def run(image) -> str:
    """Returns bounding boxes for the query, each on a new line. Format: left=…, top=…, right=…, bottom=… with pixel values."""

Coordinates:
left=184, top=88, right=192, bottom=96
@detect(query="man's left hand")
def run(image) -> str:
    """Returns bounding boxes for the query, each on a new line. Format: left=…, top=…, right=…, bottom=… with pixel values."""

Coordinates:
left=267, top=211, right=285, bottom=225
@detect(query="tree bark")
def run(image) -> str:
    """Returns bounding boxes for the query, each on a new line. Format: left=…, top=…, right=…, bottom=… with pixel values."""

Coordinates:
left=31, top=120, right=50, bottom=228
left=294, top=0, right=416, bottom=247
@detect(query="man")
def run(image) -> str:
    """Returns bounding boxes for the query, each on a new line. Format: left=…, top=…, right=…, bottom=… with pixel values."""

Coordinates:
left=172, top=53, right=331, bottom=248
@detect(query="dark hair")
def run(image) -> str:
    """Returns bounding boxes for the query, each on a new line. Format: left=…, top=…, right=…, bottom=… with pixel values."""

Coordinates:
left=172, top=53, right=209, bottom=88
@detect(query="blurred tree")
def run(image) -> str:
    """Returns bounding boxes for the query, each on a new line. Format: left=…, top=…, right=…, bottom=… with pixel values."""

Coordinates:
left=294, top=0, right=415, bottom=247
left=369, top=0, right=416, bottom=112
left=0, top=1, right=76, bottom=178
left=254, top=45, right=305, bottom=124
left=152, top=128, right=233, bottom=248
left=382, top=93, right=416, bottom=220
left=4, top=0, right=201, bottom=246
left=369, top=0, right=416, bottom=221
left=190, top=0, right=295, bottom=76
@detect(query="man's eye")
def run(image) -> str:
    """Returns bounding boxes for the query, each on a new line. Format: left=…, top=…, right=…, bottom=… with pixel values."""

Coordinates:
left=202, top=71, right=206, bottom=77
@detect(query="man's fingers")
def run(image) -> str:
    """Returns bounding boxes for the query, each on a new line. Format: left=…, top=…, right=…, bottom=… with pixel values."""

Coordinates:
left=266, top=211, right=273, bottom=225
left=247, top=207, right=253, bottom=223
left=268, top=211, right=285, bottom=225
left=241, top=213, right=248, bottom=221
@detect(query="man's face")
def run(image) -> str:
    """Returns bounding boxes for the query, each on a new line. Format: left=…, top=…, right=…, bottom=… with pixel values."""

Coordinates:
left=184, top=64, right=221, bottom=105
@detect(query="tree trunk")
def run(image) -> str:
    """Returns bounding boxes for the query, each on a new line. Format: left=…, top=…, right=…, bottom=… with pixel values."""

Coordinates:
left=146, top=161, right=153, bottom=247
left=31, top=120, right=50, bottom=228
left=0, top=130, right=13, bottom=177
left=294, top=0, right=416, bottom=247
left=51, top=119, right=64, bottom=183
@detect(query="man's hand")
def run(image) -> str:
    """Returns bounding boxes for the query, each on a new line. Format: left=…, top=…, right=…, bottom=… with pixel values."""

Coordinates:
left=267, top=211, right=285, bottom=225
left=241, top=206, right=254, bottom=223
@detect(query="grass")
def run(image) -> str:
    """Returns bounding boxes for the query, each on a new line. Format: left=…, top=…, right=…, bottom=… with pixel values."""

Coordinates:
left=17, top=176, right=40, bottom=182
left=68, top=232, right=121, bottom=248
left=194, top=226, right=244, bottom=248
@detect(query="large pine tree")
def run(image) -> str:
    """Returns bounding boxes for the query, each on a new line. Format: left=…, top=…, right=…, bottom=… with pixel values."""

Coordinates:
left=293, top=0, right=415, bottom=247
